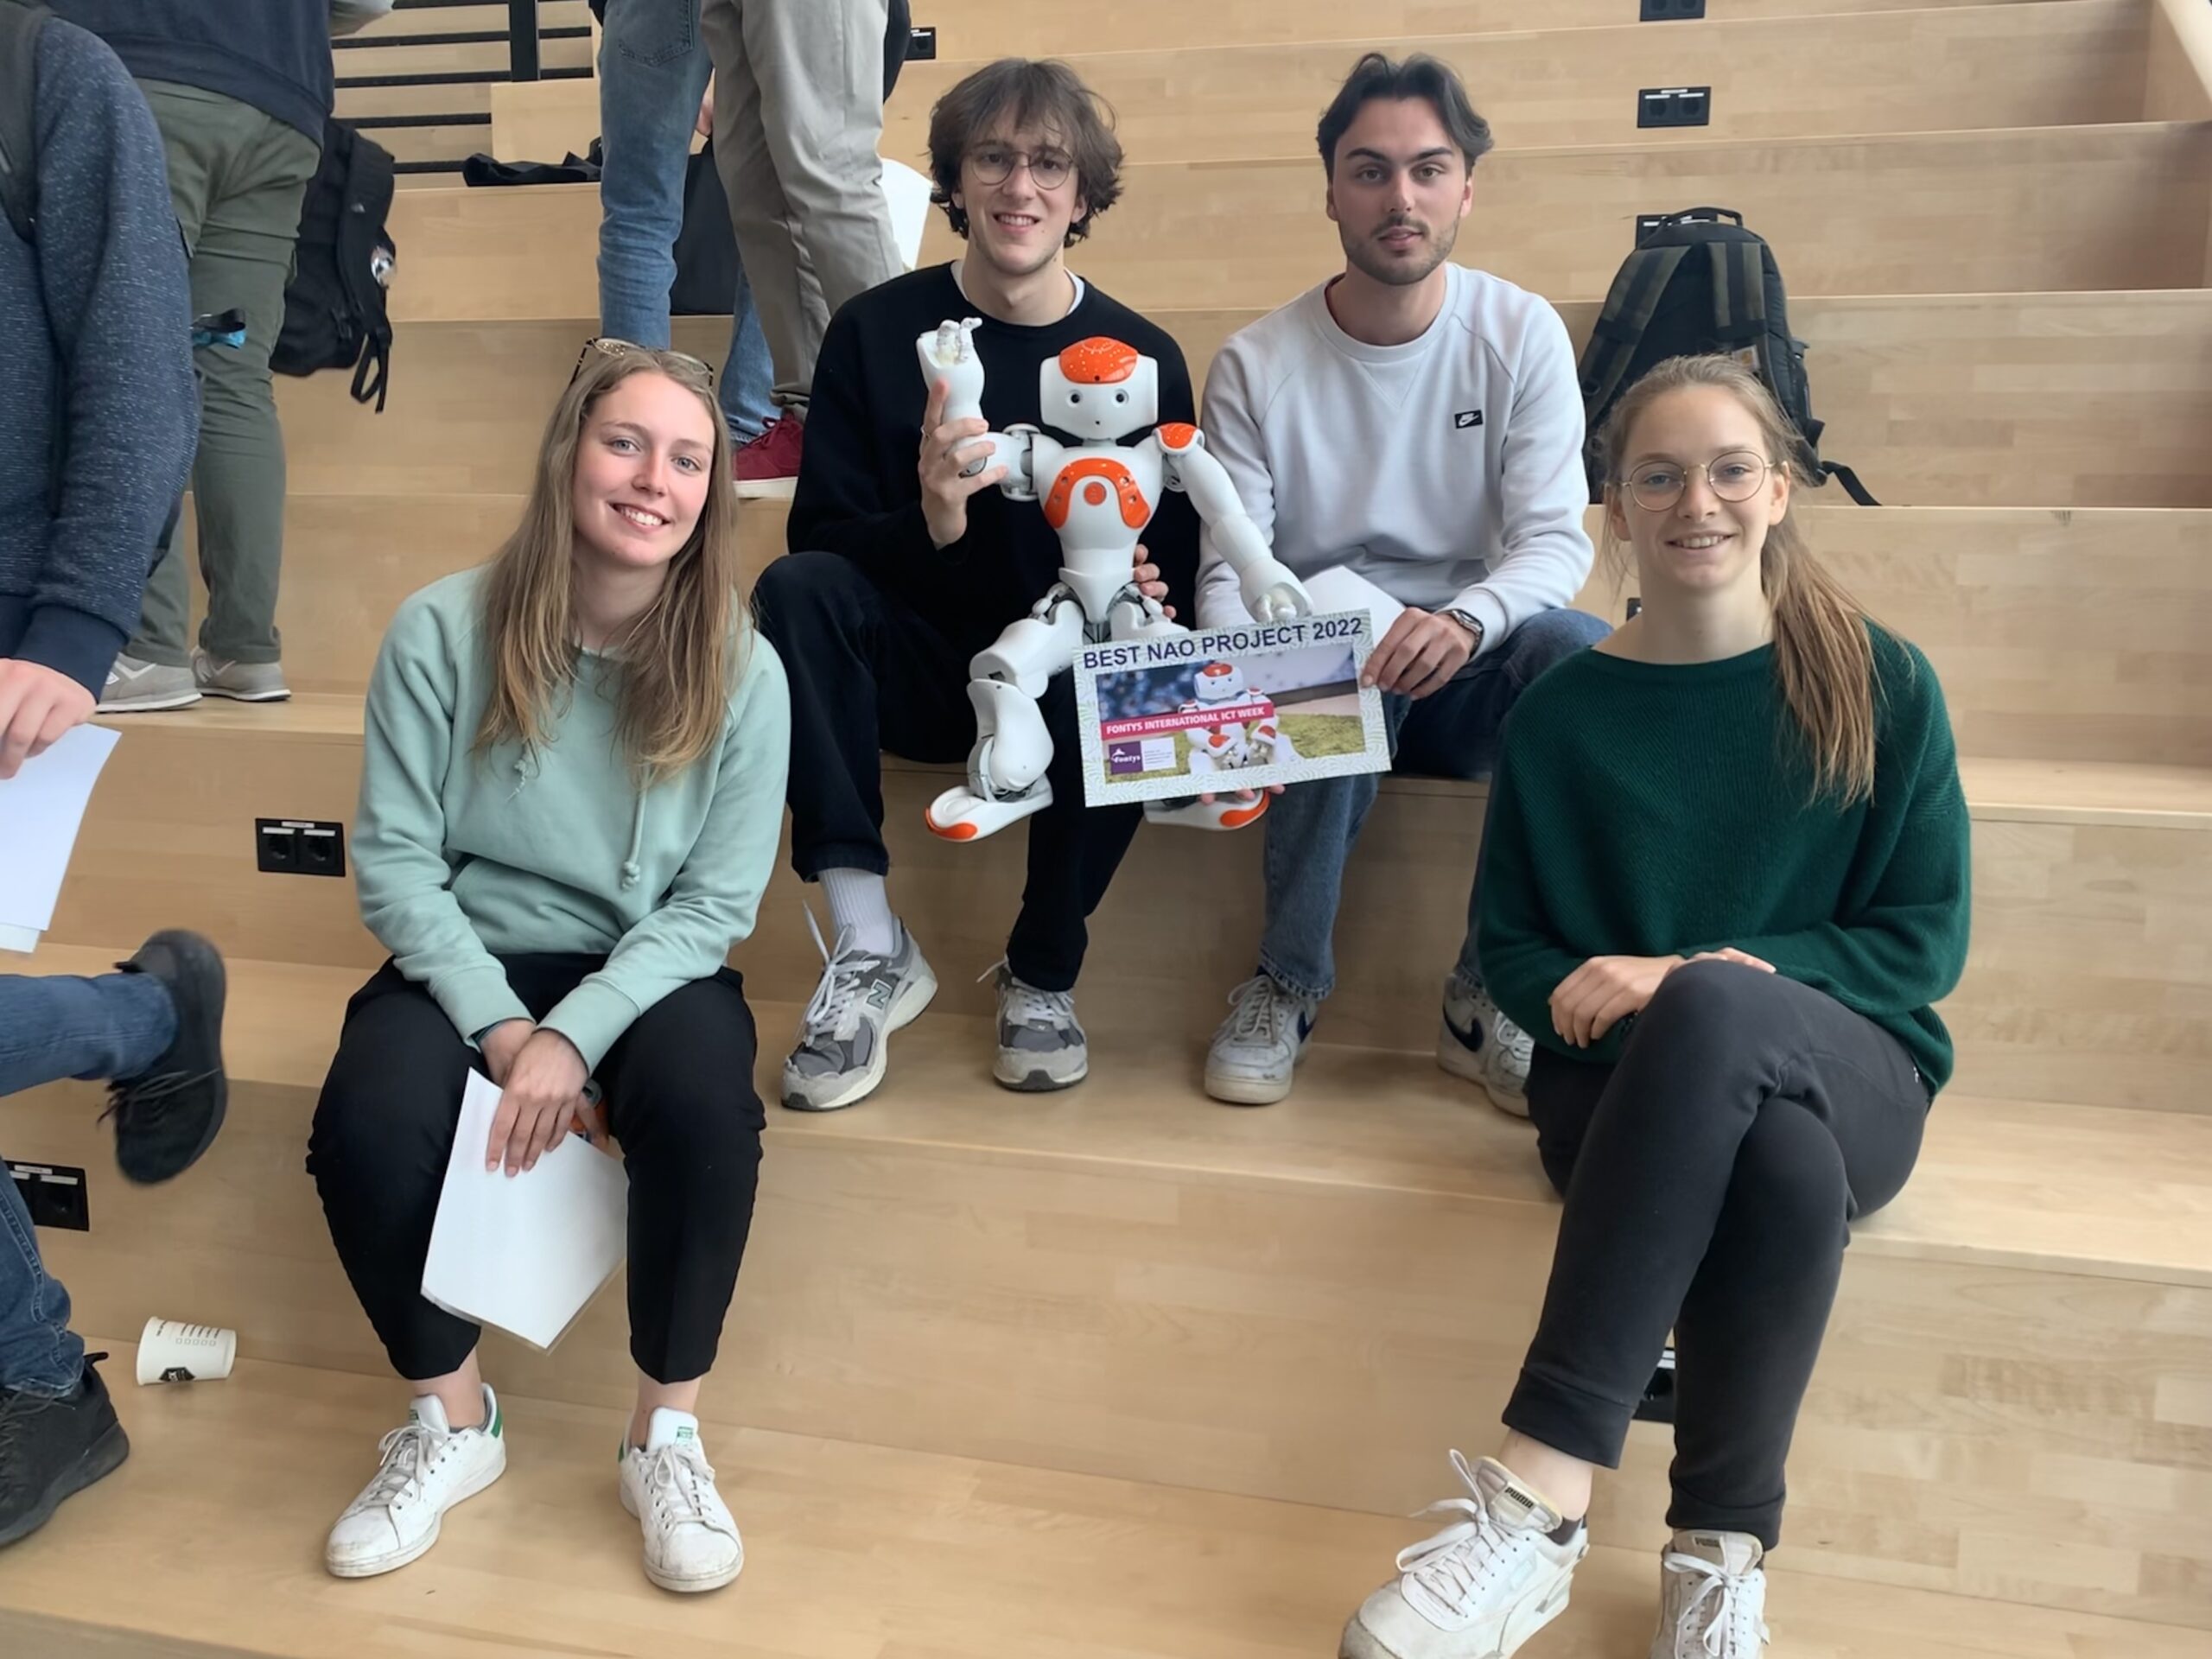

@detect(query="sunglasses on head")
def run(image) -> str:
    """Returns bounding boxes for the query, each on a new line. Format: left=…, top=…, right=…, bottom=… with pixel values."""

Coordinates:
left=569, top=336, right=716, bottom=388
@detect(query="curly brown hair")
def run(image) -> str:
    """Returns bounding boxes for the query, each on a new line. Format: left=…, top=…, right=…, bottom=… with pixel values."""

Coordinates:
left=925, top=58, right=1123, bottom=245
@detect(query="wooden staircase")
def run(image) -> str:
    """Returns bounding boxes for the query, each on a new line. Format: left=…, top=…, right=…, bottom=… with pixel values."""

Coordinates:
left=4, top=0, right=2210, bottom=1652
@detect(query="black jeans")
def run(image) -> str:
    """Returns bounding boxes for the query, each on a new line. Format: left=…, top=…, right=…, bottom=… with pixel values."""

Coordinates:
left=307, top=956, right=764, bottom=1384
left=753, top=549, right=1142, bottom=992
left=1503, top=960, right=1929, bottom=1548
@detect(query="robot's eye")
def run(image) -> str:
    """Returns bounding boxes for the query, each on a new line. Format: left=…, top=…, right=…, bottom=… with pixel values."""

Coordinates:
left=1069, top=391, right=1081, bottom=404
left=1115, top=391, right=1128, bottom=404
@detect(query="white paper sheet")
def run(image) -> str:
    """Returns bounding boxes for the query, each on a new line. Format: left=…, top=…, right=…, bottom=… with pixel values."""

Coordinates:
left=422, top=1071, right=627, bottom=1351
left=1301, top=564, right=1408, bottom=637
left=880, top=157, right=931, bottom=271
left=0, top=725, right=121, bottom=940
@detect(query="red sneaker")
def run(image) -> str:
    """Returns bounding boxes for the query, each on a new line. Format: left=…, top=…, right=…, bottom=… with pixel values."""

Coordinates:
left=733, top=414, right=804, bottom=498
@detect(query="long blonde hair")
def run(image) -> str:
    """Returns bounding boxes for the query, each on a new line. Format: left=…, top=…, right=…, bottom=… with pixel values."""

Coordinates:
left=1597, top=354, right=1887, bottom=805
left=474, top=347, right=747, bottom=784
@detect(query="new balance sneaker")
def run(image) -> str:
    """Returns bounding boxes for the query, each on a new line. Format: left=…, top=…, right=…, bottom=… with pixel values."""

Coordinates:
left=1340, top=1452, right=1588, bottom=1659
left=1204, top=972, right=1316, bottom=1106
left=782, top=918, right=938, bottom=1111
left=992, top=963, right=1087, bottom=1090
left=619, top=1408, right=743, bottom=1593
left=0, top=1357, right=130, bottom=1549
left=1437, top=974, right=1534, bottom=1117
left=106, top=929, right=228, bottom=1185
left=193, top=651, right=289, bottom=702
left=325, top=1387, right=506, bottom=1579
left=733, top=413, right=803, bottom=498
left=99, top=653, right=199, bottom=712
left=1650, top=1531, right=1769, bottom=1658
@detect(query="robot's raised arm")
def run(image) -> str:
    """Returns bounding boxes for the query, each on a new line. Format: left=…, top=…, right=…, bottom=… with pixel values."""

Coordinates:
left=1155, top=425, right=1312, bottom=622
left=916, top=317, right=1038, bottom=499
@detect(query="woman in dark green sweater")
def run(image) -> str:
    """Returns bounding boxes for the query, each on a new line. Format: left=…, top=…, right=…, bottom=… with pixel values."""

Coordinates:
left=1338, top=356, right=1970, bottom=1659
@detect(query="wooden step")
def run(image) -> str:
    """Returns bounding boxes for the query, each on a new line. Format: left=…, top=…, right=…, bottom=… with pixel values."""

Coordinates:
left=5, top=1342, right=2205, bottom=1656
left=493, top=2, right=2153, bottom=165
left=307, top=289, right=2212, bottom=506
left=10, top=987, right=2212, bottom=1624
left=40, top=704, right=2212, bottom=1110
left=914, top=0, right=2087, bottom=58
left=333, top=35, right=591, bottom=86
left=181, top=493, right=2212, bottom=766
left=346, top=0, right=592, bottom=45
left=381, top=125, right=2212, bottom=321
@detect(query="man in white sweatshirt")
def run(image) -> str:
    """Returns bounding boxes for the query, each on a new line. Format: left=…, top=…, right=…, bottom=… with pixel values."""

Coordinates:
left=1195, top=52, right=1608, bottom=1113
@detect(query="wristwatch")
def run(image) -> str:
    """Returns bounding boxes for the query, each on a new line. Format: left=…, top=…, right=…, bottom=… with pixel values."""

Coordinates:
left=1441, top=607, right=1486, bottom=653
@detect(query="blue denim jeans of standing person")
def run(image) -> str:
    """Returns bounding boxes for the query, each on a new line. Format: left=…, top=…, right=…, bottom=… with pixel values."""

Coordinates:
left=0, top=971, right=175, bottom=1395
left=1257, top=607, right=1613, bottom=1002
left=595, top=0, right=774, bottom=442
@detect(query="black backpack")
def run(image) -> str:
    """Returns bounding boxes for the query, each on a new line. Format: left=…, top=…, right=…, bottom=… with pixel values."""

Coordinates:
left=0, top=0, right=48, bottom=246
left=1577, top=207, right=1876, bottom=505
left=273, top=116, right=396, bottom=412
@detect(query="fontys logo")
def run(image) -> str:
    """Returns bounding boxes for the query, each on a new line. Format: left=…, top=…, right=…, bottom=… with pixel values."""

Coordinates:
left=1108, top=741, right=1144, bottom=775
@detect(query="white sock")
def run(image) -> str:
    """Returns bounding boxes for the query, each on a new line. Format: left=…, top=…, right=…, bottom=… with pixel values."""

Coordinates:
left=819, top=868, right=898, bottom=957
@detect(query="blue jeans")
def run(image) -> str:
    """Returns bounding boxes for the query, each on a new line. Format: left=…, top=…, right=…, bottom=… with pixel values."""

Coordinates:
left=1258, top=607, right=1613, bottom=1001
left=595, top=0, right=774, bottom=441
left=1, top=971, right=175, bottom=1395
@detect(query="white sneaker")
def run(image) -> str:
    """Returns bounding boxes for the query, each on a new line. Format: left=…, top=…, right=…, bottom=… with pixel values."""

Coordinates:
left=325, top=1387, right=506, bottom=1579
left=1649, top=1531, right=1770, bottom=1658
left=1339, top=1452, right=1588, bottom=1659
left=1437, top=976, right=1534, bottom=1118
left=1204, top=972, right=1315, bottom=1106
left=619, top=1408, right=744, bottom=1593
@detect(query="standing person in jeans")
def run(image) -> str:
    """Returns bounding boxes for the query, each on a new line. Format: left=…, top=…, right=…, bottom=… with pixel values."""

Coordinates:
left=1196, top=54, right=1608, bottom=1110
left=308, top=343, right=788, bottom=1591
left=755, top=58, right=1195, bottom=1109
left=1337, top=356, right=1969, bottom=1659
left=0, top=6, right=228, bottom=1548
left=699, top=0, right=906, bottom=495
left=54, top=0, right=345, bottom=712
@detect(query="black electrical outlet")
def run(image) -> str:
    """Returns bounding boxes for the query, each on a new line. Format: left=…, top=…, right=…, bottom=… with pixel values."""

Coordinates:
left=906, top=24, right=936, bottom=60
left=1625, top=595, right=1643, bottom=620
left=1638, top=86, right=1712, bottom=130
left=1640, top=0, right=1704, bottom=18
left=7, top=1160, right=90, bottom=1231
left=1633, top=1345, right=1676, bottom=1424
left=256, top=817, right=346, bottom=877
left=1635, top=213, right=1667, bottom=245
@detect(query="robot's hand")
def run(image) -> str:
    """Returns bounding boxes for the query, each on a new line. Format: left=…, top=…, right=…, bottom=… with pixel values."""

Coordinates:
left=917, top=318, right=987, bottom=423
left=1239, top=557, right=1313, bottom=622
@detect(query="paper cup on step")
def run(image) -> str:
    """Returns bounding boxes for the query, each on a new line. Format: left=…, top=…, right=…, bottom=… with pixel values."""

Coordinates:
left=136, top=1318, right=237, bottom=1385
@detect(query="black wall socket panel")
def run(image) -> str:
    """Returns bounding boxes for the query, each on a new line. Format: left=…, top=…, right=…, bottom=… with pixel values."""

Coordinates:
left=8, top=1160, right=90, bottom=1231
left=257, top=818, right=346, bottom=877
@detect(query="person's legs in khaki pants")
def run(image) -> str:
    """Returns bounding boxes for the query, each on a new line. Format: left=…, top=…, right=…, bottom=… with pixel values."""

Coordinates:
left=698, top=0, right=901, bottom=418
left=128, top=82, right=318, bottom=690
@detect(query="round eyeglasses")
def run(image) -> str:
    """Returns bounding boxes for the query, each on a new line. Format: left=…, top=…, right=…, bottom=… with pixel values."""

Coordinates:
left=1618, top=451, right=1774, bottom=512
left=966, top=144, right=1072, bottom=190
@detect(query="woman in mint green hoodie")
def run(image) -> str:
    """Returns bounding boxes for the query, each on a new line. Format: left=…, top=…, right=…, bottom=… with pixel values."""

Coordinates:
left=306, top=342, right=790, bottom=1596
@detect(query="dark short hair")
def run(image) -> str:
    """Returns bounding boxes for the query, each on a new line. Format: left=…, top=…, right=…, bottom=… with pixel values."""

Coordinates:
left=1316, top=53, right=1494, bottom=175
left=926, top=58, right=1124, bottom=245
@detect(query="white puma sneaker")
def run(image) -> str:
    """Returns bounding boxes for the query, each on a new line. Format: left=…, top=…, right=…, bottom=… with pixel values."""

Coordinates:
left=325, top=1387, right=506, bottom=1578
left=1649, top=1530, right=1770, bottom=1657
left=1340, top=1452, right=1588, bottom=1659
left=619, top=1408, right=743, bottom=1592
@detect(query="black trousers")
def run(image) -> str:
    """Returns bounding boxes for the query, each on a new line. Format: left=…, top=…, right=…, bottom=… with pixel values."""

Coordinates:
left=753, top=549, right=1142, bottom=992
left=1503, top=960, right=1929, bottom=1548
left=307, top=957, right=765, bottom=1384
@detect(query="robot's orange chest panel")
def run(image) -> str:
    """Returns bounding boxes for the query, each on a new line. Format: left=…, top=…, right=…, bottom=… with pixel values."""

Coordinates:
left=1043, top=456, right=1153, bottom=531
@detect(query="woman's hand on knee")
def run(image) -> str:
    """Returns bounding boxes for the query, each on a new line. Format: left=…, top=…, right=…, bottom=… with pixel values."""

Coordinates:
left=1549, top=954, right=1686, bottom=1048
left=486, top=1029, right=591, bottom=1175
left=1688, top=946, right=1775, bottom=974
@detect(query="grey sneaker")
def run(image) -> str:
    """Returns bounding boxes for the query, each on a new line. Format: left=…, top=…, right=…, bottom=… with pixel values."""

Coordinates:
left=193, top=651, right=289, bottom=702
left=1649, top=1531, right=1769, bottom=1658
left=1204, top=972, right=1315, bottom=1106
left=781, top=917, right=938, bottom=1112
left=1437, top=975, right=1534, bottom=1117
left=1340, top=1453, right=1587, bottom=1659
left=992, top=963, right=1087, bottom=1091
left=98, top=653, right=199, bottom=712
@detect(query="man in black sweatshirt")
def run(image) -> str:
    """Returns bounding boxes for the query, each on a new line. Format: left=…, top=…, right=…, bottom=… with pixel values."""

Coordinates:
left=53, top=0, right=365, bottom=712
left=758, top=57, right=1201, bottom=1110
left=0, top=5, right=229, bottom=1553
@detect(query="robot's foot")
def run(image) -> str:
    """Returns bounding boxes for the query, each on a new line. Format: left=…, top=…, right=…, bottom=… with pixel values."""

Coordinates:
left=925, top=782, right=1053, bottom=842
left=1143, top=793, right=1271, bottom=832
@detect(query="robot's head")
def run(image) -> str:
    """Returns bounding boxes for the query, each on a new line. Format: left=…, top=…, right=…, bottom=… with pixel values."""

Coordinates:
left=1192, top=661, right=1248, bottom=704
left=1042, top=337, right=1159, bottom=440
